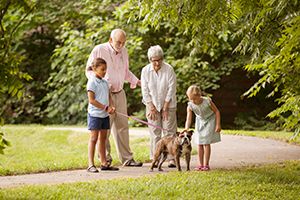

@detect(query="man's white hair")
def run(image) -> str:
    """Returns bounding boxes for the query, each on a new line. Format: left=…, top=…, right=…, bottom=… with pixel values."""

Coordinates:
left=110, top=29, right=126, bottom=38
left=147, top=45, right=164, bottom=60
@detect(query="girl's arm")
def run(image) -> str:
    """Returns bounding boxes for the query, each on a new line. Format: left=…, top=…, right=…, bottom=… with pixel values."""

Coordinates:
left=185, top=106, right=193, bottom=130
left=209, top=100, right=221, bottom=133
left=108, top=92, right=115, bottom=114
left=88, top=91, right=108, bottom=111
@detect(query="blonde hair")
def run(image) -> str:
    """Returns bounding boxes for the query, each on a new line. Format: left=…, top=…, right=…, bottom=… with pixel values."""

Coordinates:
left=186, top=85, right=202, bottom=99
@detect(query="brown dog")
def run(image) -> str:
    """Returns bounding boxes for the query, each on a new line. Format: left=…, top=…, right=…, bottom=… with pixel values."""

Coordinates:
left=150, top=130, right=193, bottom=171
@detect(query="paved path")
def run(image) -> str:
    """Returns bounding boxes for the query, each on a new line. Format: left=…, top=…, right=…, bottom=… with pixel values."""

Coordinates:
left=1, top=131, right=300, bottom=188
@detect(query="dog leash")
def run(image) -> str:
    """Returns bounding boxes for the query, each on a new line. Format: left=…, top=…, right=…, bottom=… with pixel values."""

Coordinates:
left=115, top=111, right=169, bottom=132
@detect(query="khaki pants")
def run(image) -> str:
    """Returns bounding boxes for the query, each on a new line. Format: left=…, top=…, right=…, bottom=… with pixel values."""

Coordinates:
left=146, top=106, right=177, bottom=160
left=106, top=90, right=133, bottom=163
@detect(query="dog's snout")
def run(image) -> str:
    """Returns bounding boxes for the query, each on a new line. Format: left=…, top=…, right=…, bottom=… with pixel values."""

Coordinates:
left=181, top=136, right=190, bottom=145
left=184, top=137, right=189, bottom=142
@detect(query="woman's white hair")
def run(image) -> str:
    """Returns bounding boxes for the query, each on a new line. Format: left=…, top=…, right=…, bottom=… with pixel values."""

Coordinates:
left=147, top=45, right=164, bottom=61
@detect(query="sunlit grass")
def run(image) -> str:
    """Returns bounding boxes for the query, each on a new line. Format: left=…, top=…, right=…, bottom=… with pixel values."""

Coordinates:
left=0, top=161, right=299, bottom=199
left=0, top=125, right=149, bottom=175
left=222, top=130, right=300, bottom=145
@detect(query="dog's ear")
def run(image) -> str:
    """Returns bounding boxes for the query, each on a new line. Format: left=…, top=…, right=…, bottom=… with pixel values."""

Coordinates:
left=188, top=130, right=194, bottom=136
left=176, top=131, right=181, bottom=136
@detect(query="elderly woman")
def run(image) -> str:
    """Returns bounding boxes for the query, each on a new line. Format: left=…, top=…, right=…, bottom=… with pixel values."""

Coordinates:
left=141, top=45, right=177, bottom=168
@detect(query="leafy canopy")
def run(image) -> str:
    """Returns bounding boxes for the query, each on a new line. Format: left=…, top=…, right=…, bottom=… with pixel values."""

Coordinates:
left=0, top=0, right=38, bottom=154
left=129, top=0, right=300, bottom=132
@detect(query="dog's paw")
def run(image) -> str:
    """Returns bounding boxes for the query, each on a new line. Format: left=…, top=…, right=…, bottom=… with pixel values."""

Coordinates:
left=158, top=168, right=163, bottom=171
left=149, top=169, right=154, bottom=172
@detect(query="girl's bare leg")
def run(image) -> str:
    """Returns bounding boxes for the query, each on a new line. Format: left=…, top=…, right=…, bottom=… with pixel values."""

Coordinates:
left=198, top=145, right=204, bottom=166
left=204, top=144, right=211, bottom=166
left=97, top=130, right=108, bottom=166
left=88, top=131, right=99, bottom=167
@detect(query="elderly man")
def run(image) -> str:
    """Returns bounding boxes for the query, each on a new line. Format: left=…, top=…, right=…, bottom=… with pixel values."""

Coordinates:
left=86, top=29, right=142, bottom=167
left=141, top=45, right=177, bottom=168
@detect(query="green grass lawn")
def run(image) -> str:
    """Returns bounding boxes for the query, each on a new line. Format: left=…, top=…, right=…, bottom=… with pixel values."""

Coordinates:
left=0, top=125, right=298, bottom=176
left=222, top=130, right=300, bottom=145
left=0, top=125, right=150, bottom=176
left=0, top=161, right=299, bottom=200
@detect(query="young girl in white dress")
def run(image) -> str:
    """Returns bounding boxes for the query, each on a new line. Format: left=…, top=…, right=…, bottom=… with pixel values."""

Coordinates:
left=185, top=85, right=221, bottom=171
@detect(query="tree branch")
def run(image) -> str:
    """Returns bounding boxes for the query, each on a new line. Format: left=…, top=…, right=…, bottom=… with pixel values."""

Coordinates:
left=0, top=0, right=11, bottom=38
left=4, top=3, right=36, bottom=57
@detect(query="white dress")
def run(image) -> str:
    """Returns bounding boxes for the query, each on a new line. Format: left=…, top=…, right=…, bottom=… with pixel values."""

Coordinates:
left=188, top=97, right=221, bottom=145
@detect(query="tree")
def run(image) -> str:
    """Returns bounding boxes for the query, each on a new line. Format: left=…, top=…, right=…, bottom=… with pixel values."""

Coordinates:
left=128, top=0, right=300, bottom=133
left=0, top=0, right=37, bottom=153
left=239, top=0, right=300, bottom=134
left=43, top=0, right=239, bottom=125
left=43, top=0, right=133, bottom=124
left=1, top=0, right=93, bottom=124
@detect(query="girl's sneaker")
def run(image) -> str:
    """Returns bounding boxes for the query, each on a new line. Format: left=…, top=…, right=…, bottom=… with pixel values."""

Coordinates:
left=87, top=165, right=99, bottom=173
left=201, top=166, right=210, bottom=171
left=194, top=166, right=203, bottom=171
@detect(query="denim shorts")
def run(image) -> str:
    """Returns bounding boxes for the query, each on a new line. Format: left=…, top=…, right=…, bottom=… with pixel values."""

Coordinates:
left=87, top=114, right=110, bottom=130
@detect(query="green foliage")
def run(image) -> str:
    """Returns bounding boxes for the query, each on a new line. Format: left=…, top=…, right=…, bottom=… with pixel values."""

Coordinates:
left=0, top=128, right=10, bottom=155
left=240, top=1, right=300, bottom=133
left=42, top=0, right=242, bottom=123
left=130, top=0, right=231, bottom=53
left=1, top=0, right=97, bottom=124
left=1, top=26, right=57, bottom=124
left=2, top=0, right=297, bottom=132
left=127, top=0, right=241, bottom=102
left=129, top=0, right=300, bottom=132
left=0, top=0, right=37, bottom=153
left=0, top=0, right=35, bottom=95
left=43, top=22, right=91, bottom=124
left=43, top=0, right=132, bottom=123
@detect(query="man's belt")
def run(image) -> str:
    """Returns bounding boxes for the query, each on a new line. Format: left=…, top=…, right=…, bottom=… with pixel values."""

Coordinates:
left=111, top=89, right=123, bottom=94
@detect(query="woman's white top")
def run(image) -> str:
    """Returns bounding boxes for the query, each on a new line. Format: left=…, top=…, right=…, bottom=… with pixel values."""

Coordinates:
left=141, top=62, right=177, bottom=111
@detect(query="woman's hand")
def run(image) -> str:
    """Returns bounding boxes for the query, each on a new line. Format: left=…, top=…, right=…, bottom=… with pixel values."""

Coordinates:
left=147, top=104, right=158, bottom=121
left=162, top=108, right=169, bottom=121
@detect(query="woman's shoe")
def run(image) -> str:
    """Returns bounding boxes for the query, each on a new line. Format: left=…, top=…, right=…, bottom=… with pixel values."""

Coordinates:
left=168, top=160, right=176, bottom=168
left=100, top=165, right=119, bottom=171
left=123, top=159, right=143, bottom=167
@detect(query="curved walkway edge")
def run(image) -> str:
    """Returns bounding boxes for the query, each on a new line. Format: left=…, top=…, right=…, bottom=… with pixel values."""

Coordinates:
left=1, top=134, right=300, bottom=188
